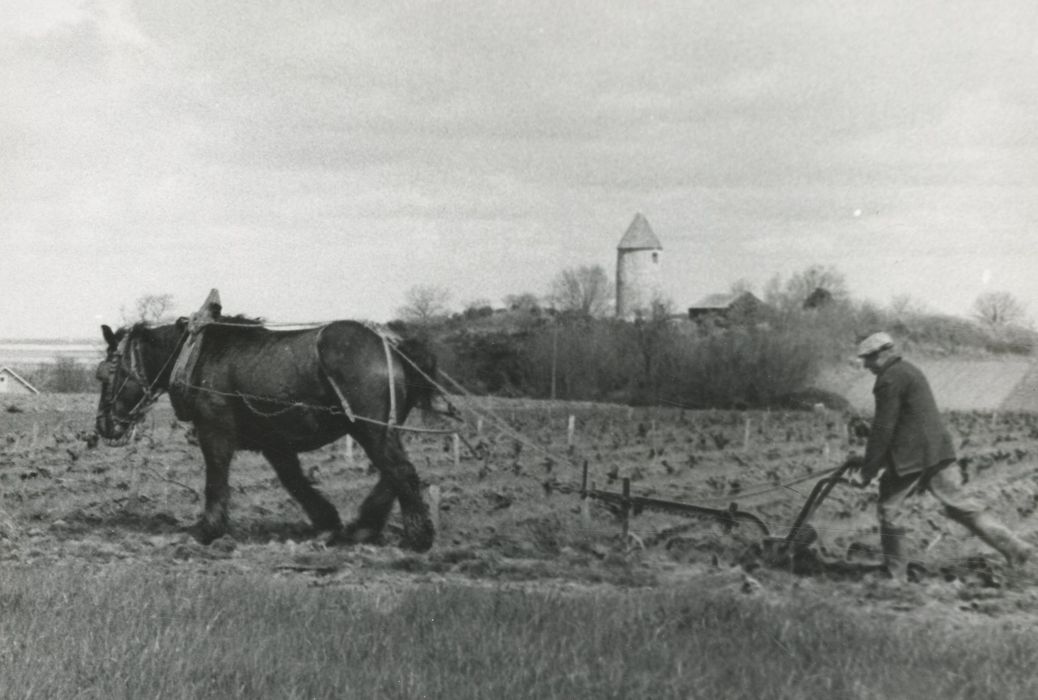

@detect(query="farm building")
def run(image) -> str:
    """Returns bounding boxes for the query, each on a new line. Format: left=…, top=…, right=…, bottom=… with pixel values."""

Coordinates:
left=687, top=291, right=768, bottom=322
left=0, top=366, right=39, bottom=395
left=615, top=213, right=663, bottom=320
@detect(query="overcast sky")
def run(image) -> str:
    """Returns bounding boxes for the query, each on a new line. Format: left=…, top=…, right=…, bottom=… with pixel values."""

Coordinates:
left=3, top=1, right=1036, bottom=338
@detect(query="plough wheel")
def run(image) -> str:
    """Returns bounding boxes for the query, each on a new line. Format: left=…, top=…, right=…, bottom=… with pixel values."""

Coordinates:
left=658, top=517, right=766, bottom=566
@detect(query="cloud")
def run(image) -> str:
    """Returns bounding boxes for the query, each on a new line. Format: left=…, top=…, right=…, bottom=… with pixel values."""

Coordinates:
left=3, top=1, right=1038, bottom=336
left=1, top=0, right=90, bottom=37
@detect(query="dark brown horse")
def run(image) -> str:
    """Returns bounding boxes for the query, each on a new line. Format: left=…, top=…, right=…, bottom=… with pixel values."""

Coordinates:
left=94, top=315, right=441, bottom=551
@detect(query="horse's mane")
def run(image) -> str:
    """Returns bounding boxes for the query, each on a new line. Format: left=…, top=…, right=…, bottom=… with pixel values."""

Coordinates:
left=214, top=314, right=265, bottom=326
left=124, top=314, right=265, bottom=342
left=203, top=314, right=269, bottom=341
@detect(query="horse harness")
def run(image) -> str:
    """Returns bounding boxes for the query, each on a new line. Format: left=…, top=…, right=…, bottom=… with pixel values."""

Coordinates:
left=103, top=322, right=418, bottom=436
left=97, top=330, right=176, bottom=433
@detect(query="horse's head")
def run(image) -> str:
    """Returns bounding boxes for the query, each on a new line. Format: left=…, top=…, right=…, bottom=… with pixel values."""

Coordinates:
left=95, top=323, right=161, bottom=444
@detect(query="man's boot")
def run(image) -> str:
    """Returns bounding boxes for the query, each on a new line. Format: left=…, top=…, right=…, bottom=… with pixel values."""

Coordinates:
left=970, top=513, right=1032, bottom=567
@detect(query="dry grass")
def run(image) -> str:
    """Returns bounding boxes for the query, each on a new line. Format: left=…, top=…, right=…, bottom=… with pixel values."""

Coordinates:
left=2, top=563, right=1038, bottom=699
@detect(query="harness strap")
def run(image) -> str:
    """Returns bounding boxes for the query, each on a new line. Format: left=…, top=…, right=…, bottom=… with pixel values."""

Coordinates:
left=315, top=324, right=356, bottom=423
left=324, top=374, right=357, bottom=423
left=316, top=324, right=398, bottom=430
left=382, top=332, right=398, bottom=427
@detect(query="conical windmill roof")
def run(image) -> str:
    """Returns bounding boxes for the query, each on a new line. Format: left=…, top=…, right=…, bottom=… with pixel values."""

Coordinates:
left=617, top=213, right=662, bottom=250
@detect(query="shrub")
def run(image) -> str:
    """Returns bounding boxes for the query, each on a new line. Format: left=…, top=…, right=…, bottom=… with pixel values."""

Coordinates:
left=428, top=300, right=1036, bottom=408
left=45, top=358, right=95, bottom=393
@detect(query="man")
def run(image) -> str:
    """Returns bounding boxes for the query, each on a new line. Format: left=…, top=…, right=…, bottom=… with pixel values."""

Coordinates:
left=848, top=331, right=1032, bottom=580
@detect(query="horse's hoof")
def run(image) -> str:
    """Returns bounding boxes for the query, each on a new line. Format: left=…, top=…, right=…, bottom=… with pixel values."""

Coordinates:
left=402, top=537, right=434, bottom=553
left=328, top=526, right=381, bottom=547
left=401, top=515, right=435, bottom=552
left=210, top=534, right=238, bottom=554
left=401, top=528, right=434, bottom=552
left=186, top=521, right=224, bottom=545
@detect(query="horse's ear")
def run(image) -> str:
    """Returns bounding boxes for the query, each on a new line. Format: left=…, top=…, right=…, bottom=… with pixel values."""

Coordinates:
left=102, top=325, right=116, bottom=346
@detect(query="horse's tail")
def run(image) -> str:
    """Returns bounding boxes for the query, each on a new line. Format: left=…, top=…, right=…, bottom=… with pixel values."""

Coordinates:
left=394, top=337, right=439, bottom=412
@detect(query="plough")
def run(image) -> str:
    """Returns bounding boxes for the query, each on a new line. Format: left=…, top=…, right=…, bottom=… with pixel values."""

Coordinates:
left=545, top=458, right=860, bottom=560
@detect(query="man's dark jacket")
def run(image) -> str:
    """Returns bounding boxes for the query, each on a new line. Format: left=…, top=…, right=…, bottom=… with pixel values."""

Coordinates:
left=862, top=356, right=956, bottom=477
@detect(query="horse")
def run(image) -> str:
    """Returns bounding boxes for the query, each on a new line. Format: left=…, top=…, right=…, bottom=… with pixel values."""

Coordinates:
left=94, top=315, right=442, bottom=551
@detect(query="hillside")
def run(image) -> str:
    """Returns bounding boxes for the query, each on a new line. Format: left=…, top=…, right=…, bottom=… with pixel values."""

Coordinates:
left=404, top=306, right=1038, bottom=412
left=0, top=339, right=102, bottom=366
left=818, top=357, right=1038, bottom=413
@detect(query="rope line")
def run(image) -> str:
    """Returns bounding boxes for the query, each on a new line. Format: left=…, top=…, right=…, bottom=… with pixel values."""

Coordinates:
left=407, top=359, right=848, bottom=507
left=170, top=380, right=458, bottom=434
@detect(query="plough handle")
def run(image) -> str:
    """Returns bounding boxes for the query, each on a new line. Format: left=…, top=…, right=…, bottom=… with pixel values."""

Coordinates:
left=783, top=459, right=858, bottom=545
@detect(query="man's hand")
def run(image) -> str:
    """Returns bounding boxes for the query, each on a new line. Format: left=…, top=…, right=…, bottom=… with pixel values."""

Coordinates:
left=851, top=471, right=874, bottom=488
left=843, top=454, right=864, bottom=471
left=842, top=454, right=873, bottom=488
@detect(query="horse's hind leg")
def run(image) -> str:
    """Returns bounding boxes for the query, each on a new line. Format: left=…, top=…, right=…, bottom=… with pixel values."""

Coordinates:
left=343, top=430, right=434, bottom=552
left=332, top=475, right=395, bottom=546
left=262, top=447, right=343, bottom=533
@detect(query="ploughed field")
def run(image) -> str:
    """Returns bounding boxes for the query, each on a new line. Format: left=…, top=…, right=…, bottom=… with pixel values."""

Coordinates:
left=4, top=393, right=1038, bottom=623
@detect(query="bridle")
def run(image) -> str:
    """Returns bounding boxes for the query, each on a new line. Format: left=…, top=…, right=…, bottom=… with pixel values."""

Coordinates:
left=97, top=329, right=182, bottom=442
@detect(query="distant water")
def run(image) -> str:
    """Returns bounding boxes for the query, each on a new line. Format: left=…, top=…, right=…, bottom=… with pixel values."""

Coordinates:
left=0, top=341, right=103, bottom=366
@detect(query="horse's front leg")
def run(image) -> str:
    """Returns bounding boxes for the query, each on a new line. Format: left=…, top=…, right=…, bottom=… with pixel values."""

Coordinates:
left=262, top=446, right=343, bottom=534
left=189, top=425, right=235, bottom=544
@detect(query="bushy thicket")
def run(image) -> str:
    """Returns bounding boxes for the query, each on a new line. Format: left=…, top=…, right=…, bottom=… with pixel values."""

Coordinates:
left=412, top=300, right=1035, bottom=408
left=425, top=315, right=823, bottom=408
left=13, top=359, right=95, bottom=394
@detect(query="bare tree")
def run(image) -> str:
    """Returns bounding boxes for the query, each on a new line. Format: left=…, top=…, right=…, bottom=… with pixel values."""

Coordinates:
left=549, top=265, right=613, bottom=318
left=398, top=284, right=451, bottom=323
left=889, top=294, right=927, bottom=318
left=974, top=291, right=1027, bottom=327
left=503, top=292, right=542, bottom=313
left=765, top=264, right=849, bottom=312
left=121, top=293, right=175, bottom=325
left=462, top=298, right=495, bottom=319
left=634, top=296, right=676, bottom=393
left=729, top=278, right=755, bottom=295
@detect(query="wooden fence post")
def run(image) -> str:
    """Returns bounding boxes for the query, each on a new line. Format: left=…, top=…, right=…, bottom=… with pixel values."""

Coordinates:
left=621, top=478, right=631, bottom=540
left=453, top=433, right=461, bottom=468
left=567, top=415, right=576, bottom=447
left=581, top=461, right=590, bottom=525
left=427, top=484, right=441, bottom=535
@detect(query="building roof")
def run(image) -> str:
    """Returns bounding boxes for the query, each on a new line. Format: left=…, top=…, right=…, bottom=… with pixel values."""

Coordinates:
left=690, top=291, right=761, bottom=310
left=691, top=293, right=740, bottom=309
left=0, top=366, right=40, bottom=394
left=617, top=213, right=662, bottom=250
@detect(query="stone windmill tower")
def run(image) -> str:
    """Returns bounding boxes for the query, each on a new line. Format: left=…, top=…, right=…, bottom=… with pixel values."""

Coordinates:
left=615, top=213, right=663, bottom=319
